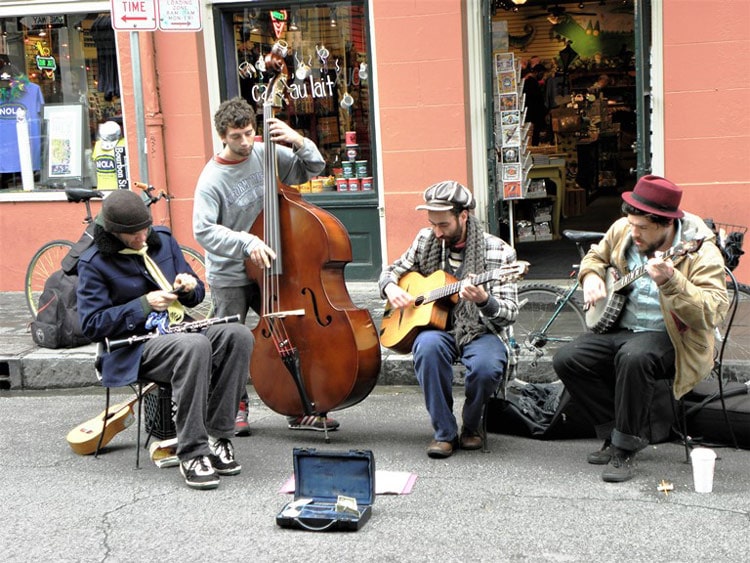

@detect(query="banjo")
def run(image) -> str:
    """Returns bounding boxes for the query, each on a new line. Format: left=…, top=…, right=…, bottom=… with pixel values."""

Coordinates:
left=585, top=238, right=704, bottom=333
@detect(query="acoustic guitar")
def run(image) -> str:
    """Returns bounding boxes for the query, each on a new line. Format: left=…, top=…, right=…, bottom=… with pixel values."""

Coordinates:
left=66, top=383, right=157, bottom=455
left=379, top=263, right=528, bottom=354
left=585, top=238, right=704, bottom=333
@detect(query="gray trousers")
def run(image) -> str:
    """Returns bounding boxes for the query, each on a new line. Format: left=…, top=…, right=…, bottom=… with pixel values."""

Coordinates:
left=139, top=323, right=254, bottom=460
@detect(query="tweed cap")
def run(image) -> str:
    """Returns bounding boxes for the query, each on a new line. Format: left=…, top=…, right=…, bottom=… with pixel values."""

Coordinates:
left=416, top=181, right=476, bottom=212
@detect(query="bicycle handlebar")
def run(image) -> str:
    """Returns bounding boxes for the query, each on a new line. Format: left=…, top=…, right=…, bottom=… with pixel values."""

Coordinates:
left=132, top=181, right=171, bottom=206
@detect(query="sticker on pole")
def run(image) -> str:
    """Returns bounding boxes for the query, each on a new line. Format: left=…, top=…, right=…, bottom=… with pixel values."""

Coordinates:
left=157, top=0, right=202, bottom=32
left=111, top=0, right=158, bottom=31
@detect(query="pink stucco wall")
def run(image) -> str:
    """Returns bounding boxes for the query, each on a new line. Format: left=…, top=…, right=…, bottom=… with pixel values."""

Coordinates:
left=372, top=1, right=470, bottom=264
left=662, top=0, right=750, bottom=282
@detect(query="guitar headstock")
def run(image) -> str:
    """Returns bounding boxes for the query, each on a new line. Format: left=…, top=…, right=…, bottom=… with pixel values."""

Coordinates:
left=263, top=40, right=290, bottom=109
left=516, top=260, right=530, bottom=276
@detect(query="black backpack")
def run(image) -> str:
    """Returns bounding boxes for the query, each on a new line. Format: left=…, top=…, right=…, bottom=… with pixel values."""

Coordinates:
left=30, top=269, right=92, bottom=349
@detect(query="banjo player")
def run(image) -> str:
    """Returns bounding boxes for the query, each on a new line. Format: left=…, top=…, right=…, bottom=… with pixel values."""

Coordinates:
left=551, top=175, right=729, bottom=483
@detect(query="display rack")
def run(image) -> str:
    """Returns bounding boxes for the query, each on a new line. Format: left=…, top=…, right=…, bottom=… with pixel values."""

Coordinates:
left=494, top=51, right=532, bottom=247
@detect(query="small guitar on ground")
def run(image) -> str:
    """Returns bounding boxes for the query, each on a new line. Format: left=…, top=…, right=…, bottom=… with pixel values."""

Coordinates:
left=380, top=262, right=529, bottom=354
left=66, top=383, right=158, bottom=455
left=585, top=238, right=704, bottom=334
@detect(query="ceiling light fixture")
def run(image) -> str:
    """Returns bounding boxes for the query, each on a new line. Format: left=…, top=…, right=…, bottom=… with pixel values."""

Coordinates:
left=511, top=0, right=528, bottom=4
left=329, top=7, right=337, bottom=28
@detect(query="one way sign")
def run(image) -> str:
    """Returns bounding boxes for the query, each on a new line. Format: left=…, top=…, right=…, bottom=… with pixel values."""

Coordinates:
left=111, top=0, right=158, bottom=31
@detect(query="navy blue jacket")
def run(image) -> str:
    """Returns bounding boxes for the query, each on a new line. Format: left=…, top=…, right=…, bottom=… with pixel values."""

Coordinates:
left=77, top=225, right=206, bottom=387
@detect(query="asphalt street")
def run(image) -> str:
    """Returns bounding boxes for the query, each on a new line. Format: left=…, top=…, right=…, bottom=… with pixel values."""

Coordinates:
left=2, top=384, right=749, bottom=562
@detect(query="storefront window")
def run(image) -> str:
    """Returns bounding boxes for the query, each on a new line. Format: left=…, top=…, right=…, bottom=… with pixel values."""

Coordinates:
left=219, top=1, right=373, bottom=195
left=0, top=13, right=122, bottom=191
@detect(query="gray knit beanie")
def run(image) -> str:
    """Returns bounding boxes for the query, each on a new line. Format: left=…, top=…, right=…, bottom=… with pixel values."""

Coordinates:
left=101, top=189, right=152, bottom=233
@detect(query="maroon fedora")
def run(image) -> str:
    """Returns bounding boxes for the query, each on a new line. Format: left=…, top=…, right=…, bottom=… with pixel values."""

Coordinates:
left=622, top=175, right=684, bottom=219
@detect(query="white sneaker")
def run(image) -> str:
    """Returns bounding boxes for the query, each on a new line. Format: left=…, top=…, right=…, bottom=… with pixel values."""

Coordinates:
left=208, top=437, right=241, bottom=476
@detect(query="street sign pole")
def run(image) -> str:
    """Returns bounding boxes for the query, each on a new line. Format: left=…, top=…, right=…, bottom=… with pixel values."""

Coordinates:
left=111, top=0, right=202, bottom=186
left=111, top=0, right=158, bottom=186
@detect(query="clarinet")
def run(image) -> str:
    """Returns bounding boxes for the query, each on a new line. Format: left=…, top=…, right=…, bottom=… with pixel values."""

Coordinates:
left=105, top=315, right=241, bottom=353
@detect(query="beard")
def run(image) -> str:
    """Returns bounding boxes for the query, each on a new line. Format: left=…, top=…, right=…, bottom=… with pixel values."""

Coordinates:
left=637, top=232, right=670, bottom=258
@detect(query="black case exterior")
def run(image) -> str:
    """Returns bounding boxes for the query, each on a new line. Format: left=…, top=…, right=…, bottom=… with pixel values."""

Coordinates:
left=684, top=380, right=750, bottom=449
left=276, top=448, right=375, bottom=532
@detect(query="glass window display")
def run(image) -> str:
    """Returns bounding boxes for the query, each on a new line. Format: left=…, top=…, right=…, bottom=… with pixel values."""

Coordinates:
left=219, top=2, right=373, bottom=195
left=0, top=13, right=121, bottom=191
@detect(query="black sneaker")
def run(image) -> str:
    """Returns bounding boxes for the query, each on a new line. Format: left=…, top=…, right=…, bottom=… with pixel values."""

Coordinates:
left=180, top=455, right=220, bottom=490
left=587, top=440, right=613, bottom=465
left=208, top=437, right=242, bottom=476
left=602, top=449, right=636, bottom=483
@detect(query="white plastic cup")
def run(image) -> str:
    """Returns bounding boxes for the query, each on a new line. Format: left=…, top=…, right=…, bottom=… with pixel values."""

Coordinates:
left=690, top=447, right=717, bottom=493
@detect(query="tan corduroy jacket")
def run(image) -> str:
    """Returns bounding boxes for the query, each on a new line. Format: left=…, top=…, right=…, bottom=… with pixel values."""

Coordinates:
left=578, top=211, right=729, bottom=399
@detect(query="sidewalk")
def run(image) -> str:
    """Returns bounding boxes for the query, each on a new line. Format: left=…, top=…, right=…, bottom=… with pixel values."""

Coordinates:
left=0, top=283, right=421, bottom=390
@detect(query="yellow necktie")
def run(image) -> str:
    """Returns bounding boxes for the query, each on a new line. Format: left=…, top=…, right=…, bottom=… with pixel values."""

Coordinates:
left=120, top=244, right=184, bottom=324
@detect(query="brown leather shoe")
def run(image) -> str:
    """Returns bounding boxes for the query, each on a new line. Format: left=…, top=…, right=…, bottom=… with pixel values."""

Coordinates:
left=427, top=438, right=458, bottom=459
left=459, top=428, right=483, bottom=451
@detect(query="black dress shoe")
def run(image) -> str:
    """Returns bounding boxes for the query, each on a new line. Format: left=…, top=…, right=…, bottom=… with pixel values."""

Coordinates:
left=427, top=438, right=459, bottom=459
left=587, top=440, right=613, bottom=465
left=602, top=448, right=636, bottom=482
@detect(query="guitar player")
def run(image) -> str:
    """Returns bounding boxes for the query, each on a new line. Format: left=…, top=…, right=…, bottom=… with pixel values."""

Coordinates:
left=379, top=181, right=520, bottom=459
left=553, top=175, right=729, bottom=483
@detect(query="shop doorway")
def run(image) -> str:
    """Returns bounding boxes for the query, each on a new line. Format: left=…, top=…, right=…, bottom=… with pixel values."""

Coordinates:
left=488, top=0, right=648, bottom=278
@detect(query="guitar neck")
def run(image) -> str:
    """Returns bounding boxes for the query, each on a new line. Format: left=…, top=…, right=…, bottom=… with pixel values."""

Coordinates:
left=421, top=269, right=503, bottom=305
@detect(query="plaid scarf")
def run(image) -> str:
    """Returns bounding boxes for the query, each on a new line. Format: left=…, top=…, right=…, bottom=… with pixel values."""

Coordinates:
left=422, top=214, right=487, bottom=351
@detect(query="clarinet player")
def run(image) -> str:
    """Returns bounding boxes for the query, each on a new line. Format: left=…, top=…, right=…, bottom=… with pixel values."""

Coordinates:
left=77, top=189, right=253, bottom=490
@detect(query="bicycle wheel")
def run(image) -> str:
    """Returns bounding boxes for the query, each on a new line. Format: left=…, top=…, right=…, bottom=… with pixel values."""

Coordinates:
left=180, top=245, right=214, bottom=320
left=719, top=282, right=750, bottom=380
left=25, top=240, right=74, bottom=317
left=512, top=282, right=587, bottom=383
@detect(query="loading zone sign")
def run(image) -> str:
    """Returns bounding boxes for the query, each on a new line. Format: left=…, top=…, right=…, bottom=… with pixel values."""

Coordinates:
left=111, top=0, right=202, bottom=32
left=157, top=0, right=202, bottom=31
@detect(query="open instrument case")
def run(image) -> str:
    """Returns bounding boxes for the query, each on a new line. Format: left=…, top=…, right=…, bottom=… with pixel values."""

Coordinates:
left=276, top=448, right=375, bottom=532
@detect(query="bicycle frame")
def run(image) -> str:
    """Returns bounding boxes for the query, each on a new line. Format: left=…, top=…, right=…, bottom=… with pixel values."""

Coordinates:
left=520, top=278, right=581, bottom=349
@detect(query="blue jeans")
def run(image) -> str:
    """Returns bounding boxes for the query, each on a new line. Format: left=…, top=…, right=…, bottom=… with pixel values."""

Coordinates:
left=413, top=330, right=508, bottom=442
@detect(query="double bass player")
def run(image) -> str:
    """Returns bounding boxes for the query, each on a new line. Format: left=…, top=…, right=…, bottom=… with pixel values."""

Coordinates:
left=193, top=96, right=340, bottom=434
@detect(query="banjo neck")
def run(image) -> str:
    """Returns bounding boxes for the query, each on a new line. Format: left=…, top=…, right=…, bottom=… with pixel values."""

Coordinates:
left=613, top=237, right=704, bottom=293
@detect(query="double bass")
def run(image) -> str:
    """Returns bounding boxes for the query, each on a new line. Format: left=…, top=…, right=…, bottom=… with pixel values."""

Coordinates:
left=245, top=40, right=381, bottom=421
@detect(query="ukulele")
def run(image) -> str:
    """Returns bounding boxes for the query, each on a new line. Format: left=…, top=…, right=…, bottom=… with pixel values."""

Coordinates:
left=66, top=383, right=157, bottom=455
left=379, top=262, right=528, bottom=354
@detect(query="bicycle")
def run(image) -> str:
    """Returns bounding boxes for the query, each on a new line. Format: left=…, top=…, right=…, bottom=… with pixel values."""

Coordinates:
left=25, top=182, right=213, bottom=321
left=511, top=229, right=603, bottom=383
